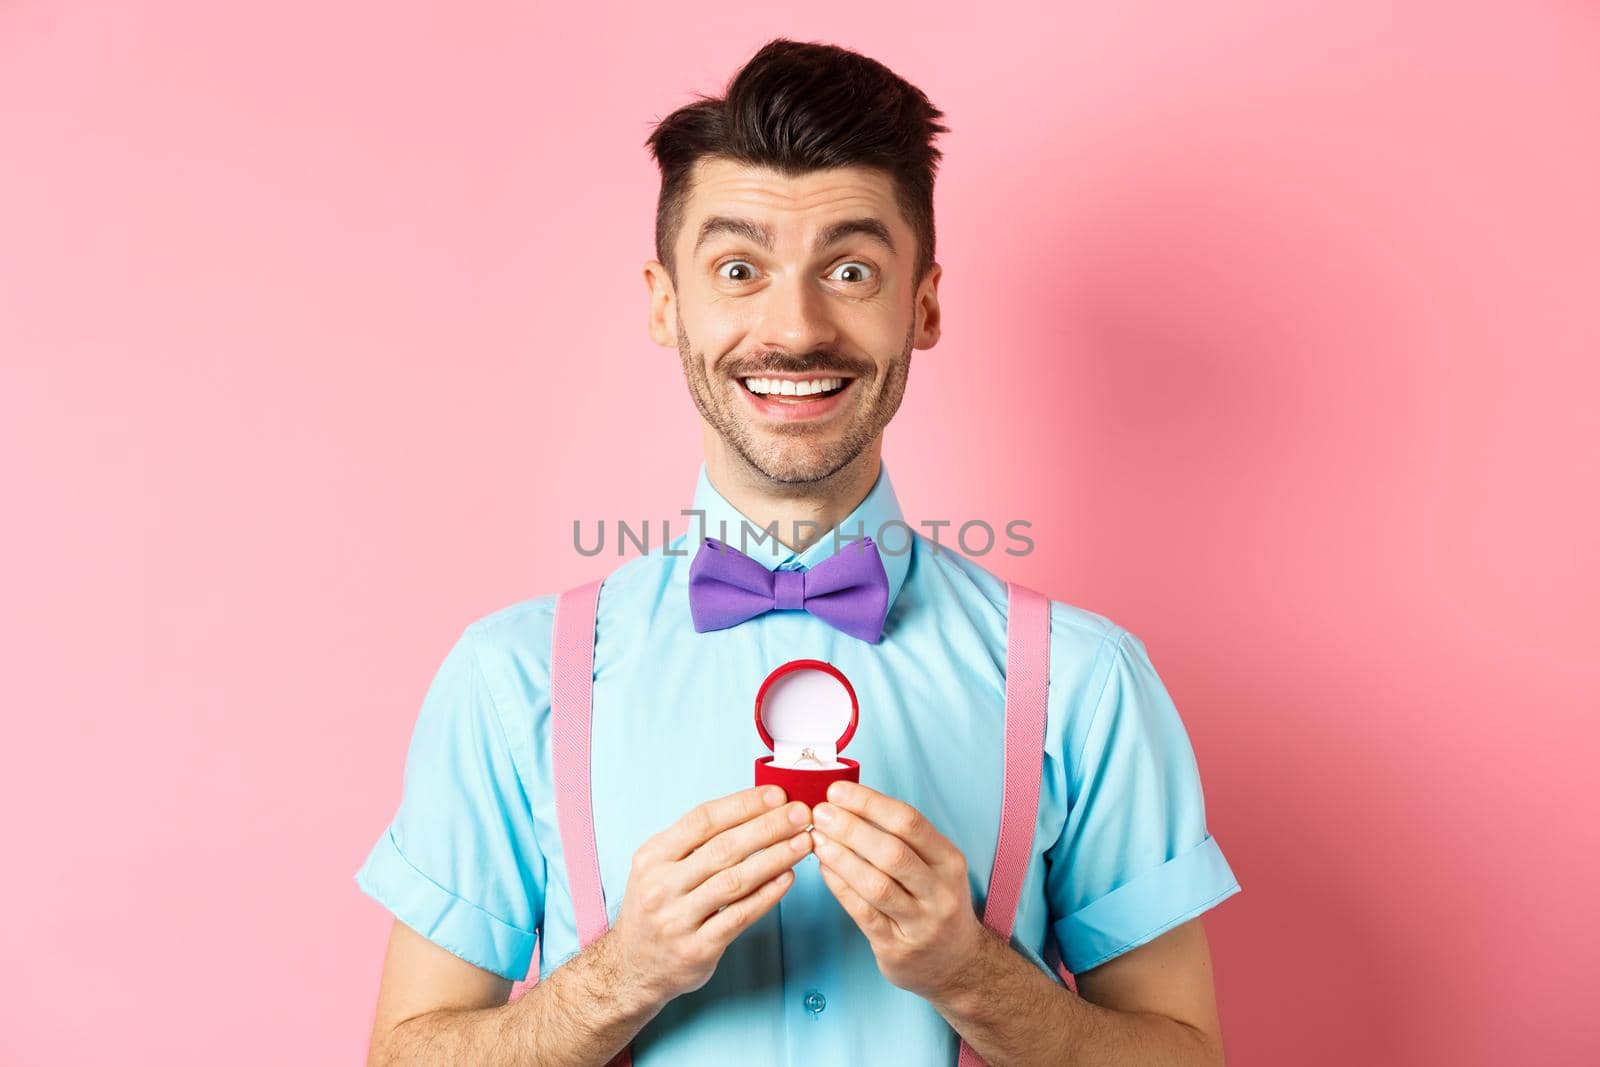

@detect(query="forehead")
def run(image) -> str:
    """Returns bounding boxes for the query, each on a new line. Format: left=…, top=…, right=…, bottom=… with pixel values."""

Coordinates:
left=679, top=157, right=906, bottom=252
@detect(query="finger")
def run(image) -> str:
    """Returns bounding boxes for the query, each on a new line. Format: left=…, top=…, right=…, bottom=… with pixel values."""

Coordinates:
left=672, top=801, right=812, bottom=894
left=816, top=854, right=899, bottom=941
left=646, top=786, right=786, bottom=863
left=810, top=802, right=939, bottom=899
left=698, top=866, right=796, bottom=946
left=683, top=828, right=813, bottom=922
left=826, top=781, right=956, bottom=868
left=810, top=828, right=918, bottom=923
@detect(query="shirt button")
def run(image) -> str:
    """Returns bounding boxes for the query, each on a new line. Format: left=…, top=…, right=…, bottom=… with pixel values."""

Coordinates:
left=802, top=989, right=827, bottom=1015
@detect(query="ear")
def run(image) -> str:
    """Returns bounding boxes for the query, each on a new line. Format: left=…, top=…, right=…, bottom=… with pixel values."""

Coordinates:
left=643, top=260, right=676, bottom=347
left=914, top=262, right=942, bottom=349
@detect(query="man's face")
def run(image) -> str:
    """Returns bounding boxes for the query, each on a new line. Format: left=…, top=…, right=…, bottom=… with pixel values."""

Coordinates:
left=646, top=157, right=941, bottom=485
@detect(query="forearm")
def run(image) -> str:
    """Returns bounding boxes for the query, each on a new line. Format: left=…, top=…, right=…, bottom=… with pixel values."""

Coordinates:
left=376, top=928, right=666, bottom=1067
left=928, top=926, right=1222, bottom=1067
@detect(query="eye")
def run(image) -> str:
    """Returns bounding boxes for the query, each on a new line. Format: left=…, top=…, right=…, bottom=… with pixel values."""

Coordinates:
left=717, top=260, right=758, bottom=283
left=830, top=261, right=875, bottom=284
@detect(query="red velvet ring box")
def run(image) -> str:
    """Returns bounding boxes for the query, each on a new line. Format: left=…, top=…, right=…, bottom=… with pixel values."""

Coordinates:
left=753, top=658, right=861, bottom=808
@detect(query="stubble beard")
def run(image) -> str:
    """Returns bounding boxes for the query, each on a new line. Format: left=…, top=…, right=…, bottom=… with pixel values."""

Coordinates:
left=676, top=312, right=914, bottom=486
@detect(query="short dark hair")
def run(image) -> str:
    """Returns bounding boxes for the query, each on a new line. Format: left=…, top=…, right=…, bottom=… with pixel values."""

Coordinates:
left=645, top=38, right=950, bottom=288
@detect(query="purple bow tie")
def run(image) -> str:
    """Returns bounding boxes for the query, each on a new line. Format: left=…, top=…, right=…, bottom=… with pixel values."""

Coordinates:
left=688, top=536, right=890, bottom=643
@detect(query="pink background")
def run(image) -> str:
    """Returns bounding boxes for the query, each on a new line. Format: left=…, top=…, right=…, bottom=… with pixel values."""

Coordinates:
left=2, top=2, right=1596, bottom=1063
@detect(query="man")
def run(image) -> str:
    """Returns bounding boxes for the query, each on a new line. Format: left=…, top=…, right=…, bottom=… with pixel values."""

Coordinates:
left=356, top=37, right=1240, bottom=1066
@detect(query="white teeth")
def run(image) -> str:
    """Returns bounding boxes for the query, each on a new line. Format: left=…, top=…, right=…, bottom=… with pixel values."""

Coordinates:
left=742, top=377, right=845, bottom=396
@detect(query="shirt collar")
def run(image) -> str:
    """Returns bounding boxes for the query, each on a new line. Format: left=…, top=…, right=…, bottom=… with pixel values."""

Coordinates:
left=686, top=460, right=911, bottom=615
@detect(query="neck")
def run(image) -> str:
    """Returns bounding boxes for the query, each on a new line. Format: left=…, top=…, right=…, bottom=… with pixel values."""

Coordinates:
left=702, top=438, right=883, bottom=554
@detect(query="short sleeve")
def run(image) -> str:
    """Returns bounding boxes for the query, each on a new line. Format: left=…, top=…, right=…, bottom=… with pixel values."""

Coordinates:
left=353, top=622, right=546, bottom=981
left=1044, top=629, right=1240, bottom=974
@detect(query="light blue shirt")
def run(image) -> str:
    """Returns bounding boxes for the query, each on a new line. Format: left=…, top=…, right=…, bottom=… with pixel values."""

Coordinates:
left=355, top=461, right=1240, bottom=1064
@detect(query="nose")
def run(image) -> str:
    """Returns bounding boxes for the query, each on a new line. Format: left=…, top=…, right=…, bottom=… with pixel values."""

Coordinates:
left=756, top=270, right=838, bottom=357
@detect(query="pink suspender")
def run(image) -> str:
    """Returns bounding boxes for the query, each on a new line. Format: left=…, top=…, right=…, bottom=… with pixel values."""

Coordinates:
left=957, top=581, right=1051, bottom=1067
left=551, top=580, right=611, bottom=951
left=544, top=578, right=1049, bottom=1067
left=548, top=579, right=632, bottom=1067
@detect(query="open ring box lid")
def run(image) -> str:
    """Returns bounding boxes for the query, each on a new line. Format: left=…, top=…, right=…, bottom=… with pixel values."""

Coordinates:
left=755, top=658, right=859, bottom=768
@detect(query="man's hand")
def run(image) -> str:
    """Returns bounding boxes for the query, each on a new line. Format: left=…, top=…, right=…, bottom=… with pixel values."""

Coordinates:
left=809, top=780, right=984, bottom=1000
left=607, top=785, right=814, bottom=1005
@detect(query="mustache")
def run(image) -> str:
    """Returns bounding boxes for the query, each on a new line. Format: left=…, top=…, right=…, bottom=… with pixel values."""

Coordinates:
left=725, top=352, right=874, bottom=378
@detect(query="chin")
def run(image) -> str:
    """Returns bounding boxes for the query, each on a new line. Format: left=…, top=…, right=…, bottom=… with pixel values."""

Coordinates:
left=743, top=441, right=860, bottom=485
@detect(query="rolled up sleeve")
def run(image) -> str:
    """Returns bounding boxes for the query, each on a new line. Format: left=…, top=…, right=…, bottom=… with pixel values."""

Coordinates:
left=1045, top=629, right=1240, bottom=974
left=354, top=622, right=546, bottom=981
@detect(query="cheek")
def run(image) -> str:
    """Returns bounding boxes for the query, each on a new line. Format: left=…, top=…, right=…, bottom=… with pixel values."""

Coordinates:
left=853, top=317, right=913, bottom=369
left=680, top=306, right=750, bottom=359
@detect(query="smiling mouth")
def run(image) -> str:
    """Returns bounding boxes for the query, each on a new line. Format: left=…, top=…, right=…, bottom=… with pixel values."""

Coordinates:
left=738, top=375, right=852, bottom=401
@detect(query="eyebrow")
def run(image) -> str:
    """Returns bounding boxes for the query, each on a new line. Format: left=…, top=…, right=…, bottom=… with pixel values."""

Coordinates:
left=692, top=215, right=897, bottom=257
